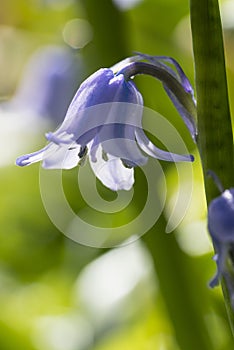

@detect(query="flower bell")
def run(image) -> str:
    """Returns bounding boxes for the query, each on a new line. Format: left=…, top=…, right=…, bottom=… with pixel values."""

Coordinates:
left=207, top=171, right=234, bottom=289
left=16, top=54, right=196, bottom=191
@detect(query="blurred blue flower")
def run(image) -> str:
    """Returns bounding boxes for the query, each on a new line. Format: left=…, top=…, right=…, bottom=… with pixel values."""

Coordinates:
left=16, top=54, right=196, bottom=191
left=10, top=45, right=83, bottom=125
left=208, top=189, right=234, bottom=286
left=0, top=45, right=84, bottom=167
left=207, top=171, right=234, bottom=303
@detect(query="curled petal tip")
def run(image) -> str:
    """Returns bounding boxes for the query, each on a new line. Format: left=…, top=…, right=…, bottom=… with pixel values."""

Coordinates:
left=16, top=148, right=46, bottom=167
left=45, top=132, right=53, bottom=140
left=135, top=128, right=194, bottom=163
left=209, top=276, right=219, bottom=288
left=16, top=155, right=30, bottom=167
left=46, top=132, right=60, bottom=144
left=175, top=153, right=194, bottom=162
left=190, top=154, right=195, bottom=162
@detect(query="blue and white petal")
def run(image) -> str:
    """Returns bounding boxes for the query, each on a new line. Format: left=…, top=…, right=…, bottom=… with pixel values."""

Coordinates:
left=16, top=142, right=81, bottom=169
left=89, top=146, right=134, bottom=191
left=135, top=128, right=194, bottom=162
left=16, top=146, right=50, bottom=167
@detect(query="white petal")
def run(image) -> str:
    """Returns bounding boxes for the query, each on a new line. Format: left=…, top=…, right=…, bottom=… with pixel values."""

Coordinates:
left=16, top=138, right=81, bottom=169
left=42, top=143, right=80, bottom=169
left=89, top=147, right=134, bottom=191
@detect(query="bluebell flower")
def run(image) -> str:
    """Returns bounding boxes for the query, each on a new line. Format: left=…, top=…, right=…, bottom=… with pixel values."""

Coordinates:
left=10, top=45, right=83, bottom=125
left=207, top=171, right=234, bottom=311
left=207, top=171, right=234, bottom=289
left=16, top=54, right=196, bottom=191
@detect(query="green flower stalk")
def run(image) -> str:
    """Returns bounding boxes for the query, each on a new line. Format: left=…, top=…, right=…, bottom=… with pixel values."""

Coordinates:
left=190, top=0, right=234, bottom=334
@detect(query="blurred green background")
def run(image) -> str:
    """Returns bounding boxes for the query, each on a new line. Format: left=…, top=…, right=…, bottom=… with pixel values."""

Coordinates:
left=1, top=0, right=234, bottom=349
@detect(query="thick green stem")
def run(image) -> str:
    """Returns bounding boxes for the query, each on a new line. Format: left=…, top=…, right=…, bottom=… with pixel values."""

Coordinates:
left=190, top=0, right=234, bottom=334
left=190, top=0, right=234, bottom=201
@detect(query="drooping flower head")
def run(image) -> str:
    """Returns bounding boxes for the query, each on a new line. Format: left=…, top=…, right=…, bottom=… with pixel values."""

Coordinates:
left=16, top=54, right=196, bottom=191
left=208, top=189, right=234, bottom=286
left=207, top=171, right=234, bottom=291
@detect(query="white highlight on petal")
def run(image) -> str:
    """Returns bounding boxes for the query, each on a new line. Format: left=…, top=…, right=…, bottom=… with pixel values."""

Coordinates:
left=89, top=146, right=134, bottom=191
left=42, top=143, right=80, bottom=169
left=223, top=189, right=233, bottom=202
left=46, top=131, right=74, bottom=144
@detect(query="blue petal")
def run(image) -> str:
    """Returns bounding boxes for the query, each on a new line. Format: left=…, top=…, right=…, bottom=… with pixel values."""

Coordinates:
left=208, top=188, right=234, bottom=287
left=136, top=53, right=195, bottom=96
left=154, top=56, right=194, bottom=95
left=208, top=189, right=234, bottom=243
left=164, top=85, right=197, bottom=140
left=97, top=123, right=148, bottom=167
left=41, top=69, right=116, bottom=146
left=135, top=128, right=194, bottom=162
left=209, top=243, right=229, bottom=288
left=133, top=53, right=197, bottom=140
left=45, top=71, right=143, bottom=147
